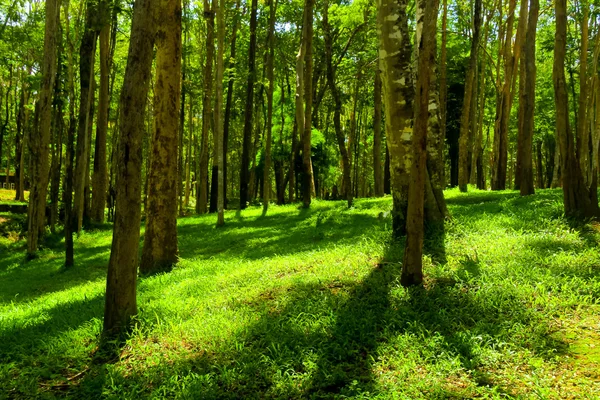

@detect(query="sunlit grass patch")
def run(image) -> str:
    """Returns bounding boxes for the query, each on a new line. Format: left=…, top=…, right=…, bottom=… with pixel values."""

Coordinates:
left=1, top=190, right=599, bottom=398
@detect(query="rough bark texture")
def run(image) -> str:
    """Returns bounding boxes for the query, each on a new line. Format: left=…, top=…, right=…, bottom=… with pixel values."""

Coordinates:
left=517, top=0, right=538, bottom=196
left=552, top=0, right=599, bottom=219
left=376, top=0, right=414, bottom=237
left=457, top=0, right=482, bottom=192
left=27, top=0, right=59, bottom=256
left=141, top=0, right=182, bottom=275
left=239, top=0, right=258, bottom=209
left=402, top=0, right=438, bottom=287
left=91, top=23, right=110, bottom=222
left=103, top=0, right=156, bottom=337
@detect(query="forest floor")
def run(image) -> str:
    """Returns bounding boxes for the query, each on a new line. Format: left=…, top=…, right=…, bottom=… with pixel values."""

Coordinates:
left=1, top=188, right=599, bottom=399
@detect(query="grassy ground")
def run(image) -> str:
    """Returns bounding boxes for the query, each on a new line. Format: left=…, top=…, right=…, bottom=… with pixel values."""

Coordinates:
left=0, top=188, right=599, bottom=399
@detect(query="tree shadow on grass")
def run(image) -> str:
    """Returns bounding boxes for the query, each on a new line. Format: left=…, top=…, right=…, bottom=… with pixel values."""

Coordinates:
left=96, top=237, right=570, bottom=399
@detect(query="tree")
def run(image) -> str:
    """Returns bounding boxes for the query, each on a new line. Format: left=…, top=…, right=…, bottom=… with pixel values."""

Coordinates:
left=103, top=0, right=156, bottom=336
left=376, top=0, right=413, bottom=236
left=301, top=0, right=314, bottom=208
left=27, top=0, right=59, bottom=256
left=552, top=0, right=599, bottom=219
left=373, top=60, right=383, bottom=197
left=239, top=0, right=258, bottom=210
left=197, top=0, right=215, bottom=214
left=91, top=15, right=110, bottom=223
left=263, top=0, right=278, bottom=212
left=140, top=0, right=182, bottom=274
left=516, top=0, right=538, bottom=196
left=402, top=0, right=439, bottom=286
left=215, top=0, right=225, bottom=226
left=457, top=0, right=482, bottom=192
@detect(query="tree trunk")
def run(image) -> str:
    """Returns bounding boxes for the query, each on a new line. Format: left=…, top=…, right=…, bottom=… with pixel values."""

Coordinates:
left=517, top=0, right=538, bottom=196
left=457, top=0, right=482, bottom=192
left=576, top=2, right=590, bottom=184
left=73, top=4, right=99, bottom=233
left=376, top=0, right=413, bottom=237
left=263, top=0, right=277, bottom=212
left=50, top=28, right=64, bottom=233
left=27, top=0, right=59, bottom=256
left=403, top=0, right=438, bottom=286
left=103, top=0, right=156, bottom=337
left=215, top=0, right=225, bottom=226
left=239, top=0, right=258, bottom=209
left=141, top=0, right=181, bottom=275
left=373, top=60, right=383, bottom=197
left=91, top=22, right=110, bottom=223
left=323, top=2, right=352, bottom=207
left=197, top=0, right=215, bottom=214
left=552, top=0, right=599, bottom=219
left=64, top=0, right=76, bottom=267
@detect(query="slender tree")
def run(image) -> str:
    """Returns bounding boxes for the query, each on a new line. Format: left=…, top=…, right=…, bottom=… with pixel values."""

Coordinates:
left=263, top=0, right=278, bottom=212
left=103, top=0, right=156, bottom=336
left=457, top=0, right=482, bottom=192
left=27, top=0, right=59, bottom=256
left=216, top=0, right=225, bottom=226
left=239, top=0, right=258, bottom=209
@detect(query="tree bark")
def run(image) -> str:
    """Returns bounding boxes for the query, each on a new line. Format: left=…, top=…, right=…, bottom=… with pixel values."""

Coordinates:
left=103, top=0, right=156, bottom=337
left=239, top=0, right=258, bottom=209
left=376, top=0, right=413, bottom=237
left=373, top=60, right=383, bottom=197
left=197, top=0, right=215, bottom=214
left=91, top=22, right=110, bottom=223
left=216, top=0, right=225, bottom=226
left=141, top=0, right=181, bottom=275
left=517, top=0, right=538, bottom=196
left=263, top=0, right=277, bottom=212
left=27, top=0, right=59, bottom=256
left=552, top=0, right=599, bottom=219
left=402, top=0, right=438, bottom=287
left=457, top=0, right=482, bottom=192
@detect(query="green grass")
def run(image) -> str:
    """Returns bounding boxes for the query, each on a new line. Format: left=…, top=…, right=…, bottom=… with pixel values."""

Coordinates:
left=1, top=189, right=599, bottom=399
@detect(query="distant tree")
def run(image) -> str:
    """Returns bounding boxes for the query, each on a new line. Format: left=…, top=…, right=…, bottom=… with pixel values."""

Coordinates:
left=263, top=0, right=278, bottom=212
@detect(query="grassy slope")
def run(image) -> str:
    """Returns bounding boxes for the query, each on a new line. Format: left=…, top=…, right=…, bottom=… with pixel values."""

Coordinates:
left=0, top=189, right=599, bottom=399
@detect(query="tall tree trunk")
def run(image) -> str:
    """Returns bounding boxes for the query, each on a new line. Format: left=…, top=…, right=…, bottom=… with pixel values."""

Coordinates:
left=403, top=0, right=438, bottom=286
left=576, top=1, right=590, bottom=184
left=179, top=0, right=189, bottom=216
left=323, top=2, right=352, bottom=207
left=141, top=0, right=181, bottom=274
left=50, top=27, right=64, bottom=233
left=103, top=0, right=156, bottom=337
left=91, top=22, right=110, bottom=223
left=552, top=0, right=599, bottom=219
left=535, top=140, right=544, bottom=188
left=457, top=0, right=482, bottom=192
left=223, top=0, right=241, bottom=210
left=197, top=0, right=215, bottom=214
left=27, top=0, right=59, bottom=256
left=517, top=0, right=538, bottom=196
left=263, top=0, right=277, bottom=212
left=73, top=4, right=99, bottom=233
left=64, top=0, right=76, bottom=267
left=439, top=0, right=448, bottom=188
left=376, top=0, right=413, bottom=237
left=373, top=60, right=383, bottom=197
left=239, top=0, right=258, bottom=209
left=216, top=0, right=225, bottom=225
